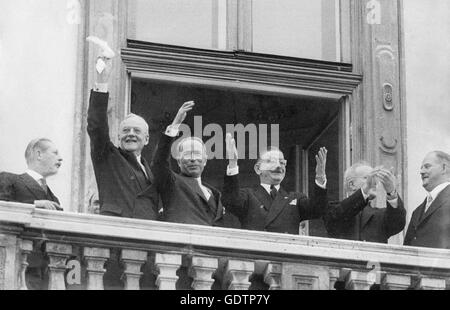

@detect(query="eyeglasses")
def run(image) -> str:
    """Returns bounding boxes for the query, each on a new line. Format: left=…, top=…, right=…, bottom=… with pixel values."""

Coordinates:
left=261, top=159, right=287, bottom=166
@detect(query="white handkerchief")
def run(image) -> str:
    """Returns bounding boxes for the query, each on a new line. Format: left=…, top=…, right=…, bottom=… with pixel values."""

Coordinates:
left=96, top=58, right=106, bottom=74
left=289, top=199, right=297, bottom=206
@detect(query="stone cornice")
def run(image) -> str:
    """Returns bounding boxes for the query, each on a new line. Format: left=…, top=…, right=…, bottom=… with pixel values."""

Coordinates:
left=121, top=40, right=362, bottom=95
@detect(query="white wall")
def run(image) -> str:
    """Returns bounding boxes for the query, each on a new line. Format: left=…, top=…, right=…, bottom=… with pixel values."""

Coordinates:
left=404, top=1, right=450, bottom=221
left=0, top=0, right=79, bottom=210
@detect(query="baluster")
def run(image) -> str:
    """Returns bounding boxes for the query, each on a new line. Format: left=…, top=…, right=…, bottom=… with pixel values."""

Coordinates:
left=329, top=268, right=340, bottom=290
left=381, top=273, right=411, bottom=290
left=344, top=270, right=375, bottom=290
left=224, top=259, right=255, bottom=290
left=263, top=263, right=282, bottom=290
left=120, top=249, right=147, bottom=290
left=18, top=240, right=33, bottom=290
left=189, top=256, right=218, bottom=290
left=413, top=276, right=446, bottom=290
left=45, top=242, right=72, bottom=290
left=154, top=253, right=182, bottom=290
left=83, top=247, right=110, bottom=290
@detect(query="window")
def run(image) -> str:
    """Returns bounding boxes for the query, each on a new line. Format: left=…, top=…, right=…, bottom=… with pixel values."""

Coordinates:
left=128, top=0, right=350, bottom=61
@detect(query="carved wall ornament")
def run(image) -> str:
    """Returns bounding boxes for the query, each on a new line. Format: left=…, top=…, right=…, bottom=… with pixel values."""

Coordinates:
left=383, top=83, right=394, bottom=111
left=379, top=136, right=398, bottom=154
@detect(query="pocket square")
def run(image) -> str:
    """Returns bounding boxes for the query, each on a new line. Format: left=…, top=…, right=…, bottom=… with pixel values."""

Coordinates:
left=289, top=199, right=297, bottom=206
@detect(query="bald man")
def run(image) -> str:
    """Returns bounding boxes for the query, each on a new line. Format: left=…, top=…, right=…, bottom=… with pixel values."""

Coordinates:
left=222, top=134, right=328, bottom=235
left=151, top=101, right=224, bottom=226
left=87, top=56, right=158, bottom=219
left=404, top=151, right=450, bottom=249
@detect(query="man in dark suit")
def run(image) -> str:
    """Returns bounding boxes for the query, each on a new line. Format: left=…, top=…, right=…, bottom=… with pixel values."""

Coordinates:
left=152, top=101, right=224, bottom=226
left=324, top=162, right=406, bottom=243
left=221, top=133, right=328, bottom=235
left=0, top=138, right=62, bottom=209
left=0, top=138, right=63, bottom=290
left=87, top=55, right=158, bottom=220
left=404, top=151, right=450, bottom=249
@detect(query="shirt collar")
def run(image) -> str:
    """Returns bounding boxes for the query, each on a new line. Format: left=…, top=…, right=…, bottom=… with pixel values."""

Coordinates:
left=427, top=182, right=450, bottom=200
left=26, top=169, right=44, bottom=182
left=261, top=183, right=280, bottom=195
left=195, top=177, right=202, bottom=185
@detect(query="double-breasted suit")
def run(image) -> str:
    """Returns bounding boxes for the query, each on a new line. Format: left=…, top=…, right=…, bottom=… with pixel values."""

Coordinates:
left=222, top=174, right=327, bottom=234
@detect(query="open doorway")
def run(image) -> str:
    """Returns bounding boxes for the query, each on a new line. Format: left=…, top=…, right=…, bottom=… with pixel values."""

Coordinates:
left=130, top=78, right=344, bottom=237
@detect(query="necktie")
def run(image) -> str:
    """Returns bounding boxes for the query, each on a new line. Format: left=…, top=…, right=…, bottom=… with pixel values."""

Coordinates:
left=270, top=185, right=278, bottom=200
left=424, top=194, right=433, bottom=213
left=197, top=179, right=211, bottom=201
left=40, top=178, right=48, bottom=193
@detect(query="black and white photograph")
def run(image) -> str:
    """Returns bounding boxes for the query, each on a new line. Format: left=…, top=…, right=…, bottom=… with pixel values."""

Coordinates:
left=0, top=0, right=449, bottom=295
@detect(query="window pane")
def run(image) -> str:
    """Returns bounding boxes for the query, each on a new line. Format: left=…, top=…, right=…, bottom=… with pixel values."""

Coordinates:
left=128, top=0, right=227, bottom=49
left=252, top=0, right=340, bottom=61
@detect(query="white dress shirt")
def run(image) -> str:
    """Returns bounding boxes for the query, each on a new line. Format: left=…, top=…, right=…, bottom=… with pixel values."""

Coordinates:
left=26, top=169, right=45, bottom=185
left=195, top=177, right=211, bottom=201
left=136, top=155, right=148, bottom=178
left=424, top=182, right=450, bottom=212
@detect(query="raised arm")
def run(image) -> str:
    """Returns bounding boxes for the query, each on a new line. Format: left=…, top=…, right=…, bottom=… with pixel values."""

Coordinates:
left=151, top=101, right=195, bottom=191
left=86, top=46, right=114, bottom=161
left=222, top=133, right=249, bottom=219
left=298, top=147, right=328, bottom=219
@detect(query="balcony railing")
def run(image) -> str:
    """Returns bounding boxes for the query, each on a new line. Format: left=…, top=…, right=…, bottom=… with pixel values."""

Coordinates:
left=0, top=201, right=449, bottom=290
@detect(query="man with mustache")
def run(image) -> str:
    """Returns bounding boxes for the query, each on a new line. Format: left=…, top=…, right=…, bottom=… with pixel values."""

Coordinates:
left=87, top=55, right=158, bottom=220
left=404, top=151, right=450, bottom=249
left=324, top=162, right=406, bottom=243
left=222, top=134, right=328, bottom=234
left=151, top=101, right=224, bottom=226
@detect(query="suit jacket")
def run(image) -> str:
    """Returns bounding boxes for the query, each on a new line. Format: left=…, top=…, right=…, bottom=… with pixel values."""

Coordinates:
left=404, top=185, right=450, bottom=249
left=0, top=172, right=60, bottom=206
left=151, top=134, right=224, bottom=226
left=222, top=174, right=327, bottom=234
left=324, top=189, right=406, bottom=243
left=87, top=90, right=158, bottom=219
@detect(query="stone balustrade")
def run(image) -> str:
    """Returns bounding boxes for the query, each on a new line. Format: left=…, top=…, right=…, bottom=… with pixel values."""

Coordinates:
left=0, top=201, right=449, bottom=290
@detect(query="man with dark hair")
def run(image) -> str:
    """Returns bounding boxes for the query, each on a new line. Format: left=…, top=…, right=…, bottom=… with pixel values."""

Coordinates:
left=152, top=101, right=224, bottom=226
left=404, top=151, right=450, bottom=249
left=324, top=162, right=406, bottom=243
left=0, top=138, right=62, bottom=210
left=222, top=133, right=328, bottom=234
left=87, top=54, right=158, bottom=220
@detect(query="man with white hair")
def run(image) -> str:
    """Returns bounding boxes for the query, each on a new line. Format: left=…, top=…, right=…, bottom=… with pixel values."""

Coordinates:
left=151, top=101, right=224, bottom=226
left=87, top=56, right=158, bottom=219
left=222, top=134, right=328, bottom=234
left=324, top=162, right=406, bottom=243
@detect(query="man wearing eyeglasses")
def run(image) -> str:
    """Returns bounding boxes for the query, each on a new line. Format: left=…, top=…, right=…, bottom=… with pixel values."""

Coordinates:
left=324, top=162, right=406, bottom=243
left=151, top=101, right=224, bottom=226
left=222, top=134, right=328, bottom=234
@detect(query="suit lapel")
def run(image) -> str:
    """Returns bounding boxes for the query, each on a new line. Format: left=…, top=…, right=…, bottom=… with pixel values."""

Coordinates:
left=411, top=200, right=427, bottom=229
left=204, top=182, right=223, bottom=221
left=180, top=175, right=209, bottom=203
left=419, top=185, right=450, bottom=225
left=19, top=173, right=47, bottom=200
left=265, top=188, right=291, bottom=227
left=361, top=205, right=377, bottom=228
left=119, top=148, right=146, bottom=191
left=253, top=186, right=273, bottom=211
left=142, top=157, right=154, bottom=183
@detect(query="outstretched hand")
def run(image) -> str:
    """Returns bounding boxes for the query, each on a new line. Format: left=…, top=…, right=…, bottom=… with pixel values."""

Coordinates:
left=226, top=133, right=238, bottom=168
left=172, top=101, right=195, bottom=126
left=315, top=147, right=328, bottom=184
left=362, top=172, right=378, bottom=201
